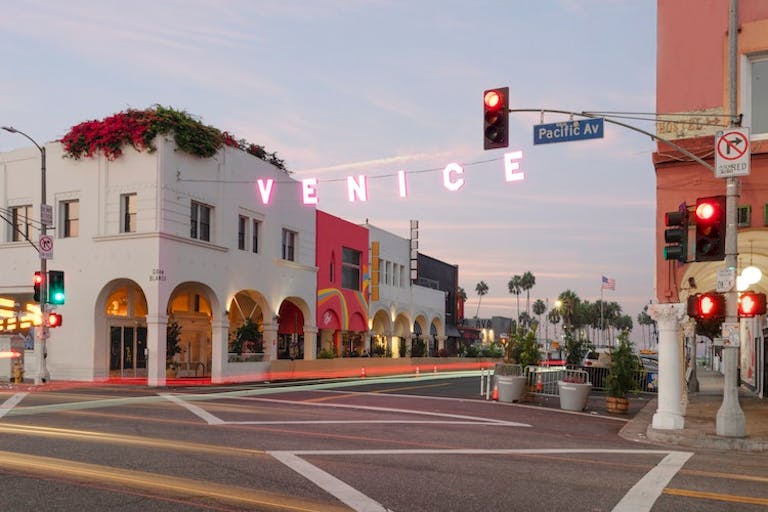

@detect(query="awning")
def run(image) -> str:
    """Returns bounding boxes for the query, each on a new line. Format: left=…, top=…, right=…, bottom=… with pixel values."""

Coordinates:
left=445, top=324, right=461, bottom=338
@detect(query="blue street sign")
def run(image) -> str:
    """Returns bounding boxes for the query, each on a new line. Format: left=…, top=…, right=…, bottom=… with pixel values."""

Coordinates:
left=533, top=118, right=604, bottom=145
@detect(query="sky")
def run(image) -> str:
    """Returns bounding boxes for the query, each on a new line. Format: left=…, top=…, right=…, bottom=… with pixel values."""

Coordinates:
left=0, top=0, right=658, bottom=340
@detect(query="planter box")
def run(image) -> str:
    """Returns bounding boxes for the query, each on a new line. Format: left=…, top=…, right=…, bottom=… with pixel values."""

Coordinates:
left=228, top=352, right=264, bottom=363
left=497, top=375, right=527, bottom=403
left=558, top=380, right=592, bottom=411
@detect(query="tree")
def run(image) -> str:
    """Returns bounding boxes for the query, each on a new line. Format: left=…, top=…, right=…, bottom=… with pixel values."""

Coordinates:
left=547, top=308, right=561, bottom=338
left=474, top=281, right=489, bottom=318
left=520, top=271, right=536, bottom=315
left=508, top=275, right=523, bottom=322
left=558, top=289, right=580, bottom=334
left=457, top=287, right=467, bottom=303
left=532, top=299, right=546, bottom=339
left=166, top=320, right=182, bottom=368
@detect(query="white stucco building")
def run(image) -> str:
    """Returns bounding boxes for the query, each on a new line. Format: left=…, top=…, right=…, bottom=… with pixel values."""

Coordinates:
left=0, top=136, right=317, bottom=385
left=366, top=223, right=445, bottom=357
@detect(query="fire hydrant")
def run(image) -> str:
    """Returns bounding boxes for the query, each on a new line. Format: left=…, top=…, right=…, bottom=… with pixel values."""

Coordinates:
left=12, top=360, right=24, bottom=384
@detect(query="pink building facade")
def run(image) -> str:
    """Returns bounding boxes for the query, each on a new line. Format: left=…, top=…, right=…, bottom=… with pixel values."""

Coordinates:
left=315, top=210, right=370, bottom=357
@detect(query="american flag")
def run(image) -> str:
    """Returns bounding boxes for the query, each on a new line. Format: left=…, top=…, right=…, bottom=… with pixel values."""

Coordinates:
left=601, top=275, right=616, bottom=291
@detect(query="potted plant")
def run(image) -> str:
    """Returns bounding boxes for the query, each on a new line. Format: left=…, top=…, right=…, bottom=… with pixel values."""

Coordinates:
left=229, top=318, right=264, bottom=362
left=166, top=320, right=182, bottom=377
left=557, top=369, right=592, bottom=411
left=495, top=327, right=539, bottom=402
left=604, top=331, right=638, bottom=414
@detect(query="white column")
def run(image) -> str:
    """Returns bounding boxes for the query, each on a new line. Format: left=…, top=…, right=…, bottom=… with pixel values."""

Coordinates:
left=649, top=303, right=686, bottom=430
left=210, top=317, right=228, bottom=384
left=303, top=325, right=318, bottom=360
left=146, top=314, right=167, bottom=387
left=263, top=324, right=278, bottom=361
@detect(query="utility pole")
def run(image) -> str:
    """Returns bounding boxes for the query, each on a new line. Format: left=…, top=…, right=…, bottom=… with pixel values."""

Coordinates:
left=716, top=0, right=746, bottom=437
left=2, top=126, right=50, bottom=384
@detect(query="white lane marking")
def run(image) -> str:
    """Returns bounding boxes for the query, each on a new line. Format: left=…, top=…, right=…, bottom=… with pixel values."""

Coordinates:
left=236, top=396, right=531, bottom=427
left=270, top=451, right=390, bottom=512
left=612, top=451, right=693, bottom=512
left=159, top=393, right=224, bottom=424
left=0, top=393, right=29, bottom=419
left=227, top=420, right=522, bottom=426
left=269, top=448, right=692, bottom=512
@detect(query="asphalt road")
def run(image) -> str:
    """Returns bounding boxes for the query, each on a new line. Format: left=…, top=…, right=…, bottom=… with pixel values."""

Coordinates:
left=0, top=373, right=765, bottom=511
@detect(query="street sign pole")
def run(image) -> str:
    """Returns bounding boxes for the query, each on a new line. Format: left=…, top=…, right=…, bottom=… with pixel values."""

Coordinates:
left=716, top=0, right=745, bottom=438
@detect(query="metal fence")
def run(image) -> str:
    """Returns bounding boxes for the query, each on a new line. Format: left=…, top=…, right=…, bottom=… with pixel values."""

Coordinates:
left=520, top=365, right=657, bottom=397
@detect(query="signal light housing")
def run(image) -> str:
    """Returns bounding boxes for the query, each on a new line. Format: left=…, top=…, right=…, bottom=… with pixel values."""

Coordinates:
left=47, top=312, right=62, bottom=328
left=738, top=291, right=767, bottom=318
left=694, top=196, right=726, bottom=262
left=687, top=292, right=726, bottom=320
left=33, top=271, right=43, bottom=302
left=663, top=209, right=688, bottom=262
left=483, top=87, right=509, bottom=150
left=48, top=270, right=65, bottom=305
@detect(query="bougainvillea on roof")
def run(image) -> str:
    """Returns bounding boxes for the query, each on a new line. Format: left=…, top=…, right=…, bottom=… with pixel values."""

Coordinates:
left=60, top=105, right=287, bottom=171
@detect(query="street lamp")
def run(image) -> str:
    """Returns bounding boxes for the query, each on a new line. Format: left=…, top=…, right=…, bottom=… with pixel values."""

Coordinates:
left=2, top=126, right=49, bottom=384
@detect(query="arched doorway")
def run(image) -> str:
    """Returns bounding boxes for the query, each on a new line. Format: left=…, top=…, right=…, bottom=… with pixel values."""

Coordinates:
left=277, top=301, right=304, bottom=359
left=104, top=282, right=148, bottom=378
left=168, top=285, right=213, bottom=377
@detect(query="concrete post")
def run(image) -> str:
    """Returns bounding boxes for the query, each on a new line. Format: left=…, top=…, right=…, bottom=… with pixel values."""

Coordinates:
left=716, top=345, right=746, bottom=436
left=649, top=303, right=686, bottom=430
left=210, top=317, right=228, bottom=384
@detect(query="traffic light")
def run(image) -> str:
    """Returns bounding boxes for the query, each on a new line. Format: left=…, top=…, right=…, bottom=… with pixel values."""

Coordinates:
left=687, top=292, right=725, bottom=320
left=663, top=209, right=688, bottom=262
left=483, top=87, right=509, bottom=150
left=738, top=291, right=767, bottom=317
left=694, top=196, right=726, bottom=262
left=33, top=271, right=43, bottom=302
left=46, top=312, right=62, bottom=328
left=48, top=270, right=65, bottom=305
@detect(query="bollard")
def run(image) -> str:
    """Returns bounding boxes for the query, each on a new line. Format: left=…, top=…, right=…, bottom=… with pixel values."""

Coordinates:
left=480, top=368, right=486, bottom=396
left=361, top=367, right=366, bottom=378
left=415, top=366, right=420, bottom=376
left=433, top=365, right=437, bottom=374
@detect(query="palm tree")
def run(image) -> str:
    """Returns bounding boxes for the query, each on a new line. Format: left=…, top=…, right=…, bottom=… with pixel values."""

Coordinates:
left=520, top=271, right=536, bottom=315
left=558, top=289, right=580, bottom=334
left=547, top=308, right=561, bottom=339
left=507, top=275, right=523, bottom=323
left=474, top=281, right=489, bottom=318
left=532, top=299, right=546, bottom=339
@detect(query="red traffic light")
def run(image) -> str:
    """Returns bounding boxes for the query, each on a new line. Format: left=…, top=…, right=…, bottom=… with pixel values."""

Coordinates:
left=687, top=292, right=725, bottom=319
left=694, top=196, right=726, bottom=262
left=34, top=272, right=43, bottom=285
left=483, top=87, right=509, bottom=150
left=739, top=291, right=767, bottom=317
left=47, top=312, right=62, bottom=328
left=484, top=90, right=503, bottom=110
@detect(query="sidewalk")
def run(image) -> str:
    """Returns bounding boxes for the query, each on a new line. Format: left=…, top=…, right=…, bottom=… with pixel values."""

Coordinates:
left=620, top=367, right=768, bottom=452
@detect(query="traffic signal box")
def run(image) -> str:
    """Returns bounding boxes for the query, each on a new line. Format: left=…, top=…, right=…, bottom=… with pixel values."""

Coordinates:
left=483, top=87, right=509, bottom=150
left=738, top=291, right=767, bottom=317
left=688, top=291, right=767, bottom=319
left=48, top=270, right=65, bottom=305
left=663, top=209, right=688, bottom=262
left=33, top=271, right=43, bottom=302
left=694, top=196, right=726, bottom=262
left=687, top=292, right=726, bottom=320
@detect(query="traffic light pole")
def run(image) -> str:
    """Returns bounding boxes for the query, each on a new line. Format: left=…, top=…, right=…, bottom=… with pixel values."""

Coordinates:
left=2, top=126, right=49, bottom=384
left=716, top=0, right=745, bottom=438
